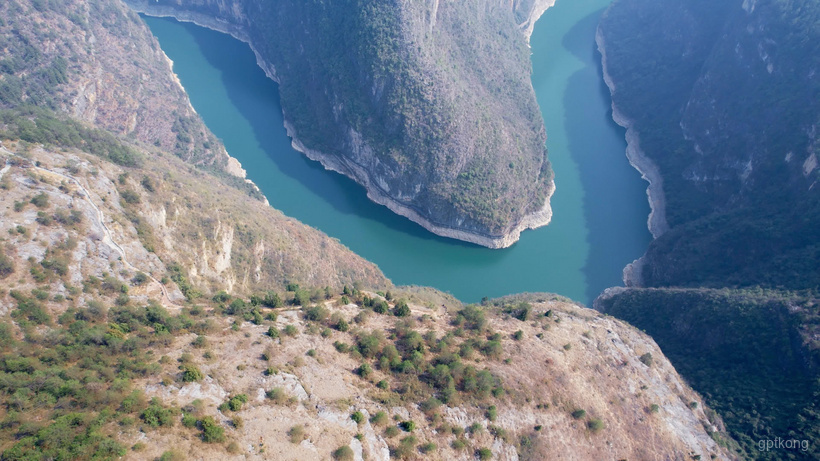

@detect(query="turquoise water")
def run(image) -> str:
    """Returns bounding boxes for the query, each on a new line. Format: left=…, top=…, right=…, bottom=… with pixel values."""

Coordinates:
left=143, top=0, right=650, bottom=305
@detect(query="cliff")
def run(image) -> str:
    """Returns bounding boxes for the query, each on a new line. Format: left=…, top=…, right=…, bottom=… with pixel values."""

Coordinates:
left=598, top=0, right=820, bottom=289
left=596, top=287, right=820, bottom=460
left=124, top=0, right=558, bottom=248
left=595, top=1, right=820, bottom=458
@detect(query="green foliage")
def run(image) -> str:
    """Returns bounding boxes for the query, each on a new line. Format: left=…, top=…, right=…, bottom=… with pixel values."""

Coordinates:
left=455, top=305, right=486, bottom=331
left=288, top=425, right=306, bottom=444
left=351, top=411, right=365, bottom=424
left=0, top=107, right=142, bottom=166
left=370, top=411, right=388, bottom=426
left=167, top=262, right=198, bottom=300
left=587, top=418, right=605, bottom=433
left=181, top=364, right=204, bottom=383
left=639, top=352, right=653, bottom=367
left=399, top=420, right=415, bottom=432
left=0, top=251, right=15, bottom=279
left=332, top=445, right=354, bottom=461
left=477, top=447, right=493, bottom=460
left=199, top=416, right=225, bottom=443
left=304, top=304, right=329, bottom=322
left=222, top=394, right=248, bottom=412
left=141, top=398, right=176, bottom=428
left=571, top=409, right=586, bottom=420
left=392, top=300, right=410, bottom=317
left=30, top=192, right=49, bottom=208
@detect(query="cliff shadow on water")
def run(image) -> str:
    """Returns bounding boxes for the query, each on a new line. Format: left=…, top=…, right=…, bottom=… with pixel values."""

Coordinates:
left=175, top=17, right=484, bottom=249
left=561, top=9, right=652, bottom=303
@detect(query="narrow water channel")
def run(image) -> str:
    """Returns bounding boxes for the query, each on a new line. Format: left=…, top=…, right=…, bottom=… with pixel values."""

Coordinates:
left=143, top=0, right=651, bottom=305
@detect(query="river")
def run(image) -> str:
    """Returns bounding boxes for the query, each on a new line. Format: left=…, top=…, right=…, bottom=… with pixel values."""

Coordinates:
left=142, top=0, right=651, bottom=306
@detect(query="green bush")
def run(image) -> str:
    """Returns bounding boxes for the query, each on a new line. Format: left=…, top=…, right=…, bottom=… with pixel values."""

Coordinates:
left=477, top=447, right=493, bottom=460
left=30, top=192, right=49, bottom=208
left=370, top=411, right=388, bottom=426
left=392, top=300, right=411, bottom=317
left=141, top=399, right=175, bottom=428
left=288, top=425, right=306, bottom=444
left=199, top=416, right=225, bottom=443
left=351, top=411, right=365, bottom=424
left=399, top=420, right=415, bottom=432
left=587, top=418, right=605, bottom=433
left=332, top=445, right=354, bottom=461
left=181, top=364, right=204, bottom=382
left=571, top=409, right=586, bottom=419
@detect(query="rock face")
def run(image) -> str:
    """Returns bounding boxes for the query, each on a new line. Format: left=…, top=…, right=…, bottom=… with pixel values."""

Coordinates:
left=598, top=0, right=820, bottom=288
left=125, top=0, right=557, bottom=248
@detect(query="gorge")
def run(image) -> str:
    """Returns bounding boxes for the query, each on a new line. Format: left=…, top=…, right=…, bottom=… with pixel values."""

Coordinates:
left=136, top=0, right=652, bottom=305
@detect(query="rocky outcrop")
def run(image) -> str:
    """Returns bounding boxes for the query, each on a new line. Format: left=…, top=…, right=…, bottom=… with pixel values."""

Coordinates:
left=125, top=0, right=558, bottom=248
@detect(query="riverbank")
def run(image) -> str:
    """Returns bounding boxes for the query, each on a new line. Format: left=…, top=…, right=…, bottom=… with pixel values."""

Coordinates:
left=596, top=26, right=668, bottom=285
left=127, top=0, right=557, bottom=249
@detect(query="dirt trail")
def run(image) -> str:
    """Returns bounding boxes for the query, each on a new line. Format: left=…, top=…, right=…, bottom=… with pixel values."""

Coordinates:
left=0, top=143, right=179, bottom=309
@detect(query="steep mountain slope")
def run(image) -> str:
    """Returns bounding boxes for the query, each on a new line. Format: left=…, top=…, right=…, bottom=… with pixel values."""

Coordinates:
left=598, top=0, right=820, bottom=289
left=597, top=288, right=819, bottom=460
left=596, top=1, right=820, bottom=459
left=0, top=0, right=236, bottom=171
left=124, top=0, right=557, bottom=248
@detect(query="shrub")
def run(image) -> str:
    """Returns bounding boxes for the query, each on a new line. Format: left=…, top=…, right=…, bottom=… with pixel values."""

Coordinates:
left=199, top=417, right=225, bottom=443
left=351, top=411, right=365, bottom=425
left=399, top=420, right=415, bottom=432
left=132, top=272, right=149, bottom=285
left=181, top=364, right=204, bottom=382
left=0, top=252, right=15, bottom=278
left=384, top=426, right=400, bottom=438
left=477, top=447, right=493, bottom=460
left=456, top=305, right=486, bottom=331
left=393, top=300, right=411, bottom=317
left=419, top=397, right=442, bottom=414
left=141, top=399, right=175, bottom=428
left=30, top=192, right=49, bottom=208
left=267, top=326, right=280, bottom=339
left=512, top=330, right=523, bottom=341
left=649, top=404, right=660, bottom=414
left=222, top=394, right=248, bottom=412
left=571, top=409, right=586, bottom=420
left=304, top=305, right=329, bottom=322
left=332, top=445, right=354, bottom=461
left=119, top=189, right=140, bottom=204
left=587, top=418, right=604, bottom=432
left=357, top=363, right=373, bottom=378
left=370, top=411, right=388, bottom=426
left=419, top=442, right=436, bottom=454
left=288, top=425, right=306, bottom=444
left=158, top=450, right=184, bottom=461
left=284, top=325, right=298, bottom=336
left=486, top=405, right=497, bottom=421
left=639, top=352, right=653, bottom=367
left=451, top=439, right=468, bottom=450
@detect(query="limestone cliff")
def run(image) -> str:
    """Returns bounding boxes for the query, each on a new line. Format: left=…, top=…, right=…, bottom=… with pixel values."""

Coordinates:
left=125, top=0, right=558, bottom=248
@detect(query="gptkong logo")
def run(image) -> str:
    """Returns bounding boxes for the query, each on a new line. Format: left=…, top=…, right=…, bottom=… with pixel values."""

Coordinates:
left=758, top=437, right=809, bottom=452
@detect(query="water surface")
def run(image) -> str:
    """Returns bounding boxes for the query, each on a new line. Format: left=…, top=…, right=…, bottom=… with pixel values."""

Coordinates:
left=143, top=0, right=650, bottom=305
